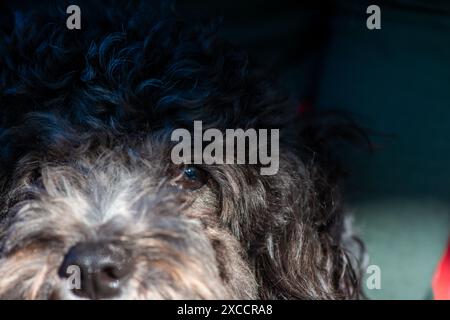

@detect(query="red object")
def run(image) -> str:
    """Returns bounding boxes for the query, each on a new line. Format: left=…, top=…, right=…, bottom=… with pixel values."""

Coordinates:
left=297, top=100, right=313, bottom=115
left=433, top=239, right=450, bottom=300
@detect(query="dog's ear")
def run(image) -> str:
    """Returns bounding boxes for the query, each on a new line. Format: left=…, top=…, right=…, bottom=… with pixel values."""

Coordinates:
left=254, top=168, right=363, bottom=299
left=252, top=109, right=368, bottom=299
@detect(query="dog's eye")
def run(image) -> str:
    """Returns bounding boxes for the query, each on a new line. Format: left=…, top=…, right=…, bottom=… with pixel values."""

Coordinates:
left=184, top=167, right=199, bottom=180
left=173, top=166, right=208, bottom=190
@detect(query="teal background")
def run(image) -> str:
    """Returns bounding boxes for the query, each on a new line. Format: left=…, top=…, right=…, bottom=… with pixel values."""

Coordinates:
left=317, top=2, right=450, bottom=299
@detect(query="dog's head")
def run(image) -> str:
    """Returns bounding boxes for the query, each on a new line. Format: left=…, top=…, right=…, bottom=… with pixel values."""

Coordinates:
left=0, top=2, right=364, bottom=299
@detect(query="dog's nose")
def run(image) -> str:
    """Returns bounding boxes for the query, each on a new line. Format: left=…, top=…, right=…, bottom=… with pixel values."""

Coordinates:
left=58, top=242, right=133, bottom=299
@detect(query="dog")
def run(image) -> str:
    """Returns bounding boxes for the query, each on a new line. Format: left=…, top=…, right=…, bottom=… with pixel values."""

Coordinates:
left=0, top=1, right=365, bottom=299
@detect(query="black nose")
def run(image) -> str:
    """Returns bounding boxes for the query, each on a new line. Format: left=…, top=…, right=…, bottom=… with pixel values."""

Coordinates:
left=59, top=242, right=133, bottom=299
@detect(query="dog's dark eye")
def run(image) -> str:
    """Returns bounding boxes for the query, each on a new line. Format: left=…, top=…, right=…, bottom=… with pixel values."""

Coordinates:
left=184, top=167, right=198, bottom=180
left=173, top=166, right=208, bottom=190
